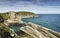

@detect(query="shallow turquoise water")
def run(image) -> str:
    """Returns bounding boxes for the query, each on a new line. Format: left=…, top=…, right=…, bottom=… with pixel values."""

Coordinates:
left=11, top=25, right=20, bottom=32
left=22, top=14, right=60, bottom=32
left=10, top=23, right=26, bottom=34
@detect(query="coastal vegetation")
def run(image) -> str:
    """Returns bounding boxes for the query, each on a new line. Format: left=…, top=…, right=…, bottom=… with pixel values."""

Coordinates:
left=0, top=23, right=20, bottom=38
left=0, top=15, right=4, bottom=23
left=0, top=13, right=9, bottom=20
left=16, top=11, right=36, bottom=16
left=0, top=11, right=36, bottom=20
left=0, top=11, right=36, bottom=38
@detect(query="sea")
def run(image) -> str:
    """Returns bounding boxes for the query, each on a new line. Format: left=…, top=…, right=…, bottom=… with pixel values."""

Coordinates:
left=22, top=14, right=60, bottom=33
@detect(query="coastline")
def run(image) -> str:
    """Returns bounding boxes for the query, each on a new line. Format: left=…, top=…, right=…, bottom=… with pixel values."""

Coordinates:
left=20, top=22, right=60, bottom=38
left=28, top=22, right=60, bottom=34
left=21, top=15, right=38, bottom=18
left=0, top=12, right=60, bottom=38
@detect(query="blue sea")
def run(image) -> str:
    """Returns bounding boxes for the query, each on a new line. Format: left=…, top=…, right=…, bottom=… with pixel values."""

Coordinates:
left=22, top=14, right=60, bottom=32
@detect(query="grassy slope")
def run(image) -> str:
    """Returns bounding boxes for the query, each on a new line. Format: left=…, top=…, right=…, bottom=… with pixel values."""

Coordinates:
left=0, top=23, right=20, bottom=38
left=0, top=12, right=9, bottom=20
left=0, top=11, right=35, bottom=20
left=16, top=11, right=36, bottom=16
left=0, top=23, right=14, bottom=34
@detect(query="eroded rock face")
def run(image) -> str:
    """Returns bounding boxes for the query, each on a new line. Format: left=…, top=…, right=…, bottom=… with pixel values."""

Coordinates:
left=0, top=29, right=13, bottom=38
left=20, top=22, right=60, bottom=38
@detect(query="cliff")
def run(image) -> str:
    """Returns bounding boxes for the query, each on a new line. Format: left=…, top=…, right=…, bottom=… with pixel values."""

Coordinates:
left=0, top=11, right=36, bottom=20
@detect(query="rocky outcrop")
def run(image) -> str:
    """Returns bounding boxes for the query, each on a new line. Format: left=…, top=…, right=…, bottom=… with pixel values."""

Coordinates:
left=20, top=22, right=60, bottom=38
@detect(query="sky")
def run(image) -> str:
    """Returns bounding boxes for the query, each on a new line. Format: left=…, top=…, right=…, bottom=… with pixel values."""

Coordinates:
left=0, top=0, right=60, bottom=14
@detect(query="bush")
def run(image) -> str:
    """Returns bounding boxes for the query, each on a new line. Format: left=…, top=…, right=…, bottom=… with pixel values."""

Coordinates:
left=0, top=15, right=4, bottom=23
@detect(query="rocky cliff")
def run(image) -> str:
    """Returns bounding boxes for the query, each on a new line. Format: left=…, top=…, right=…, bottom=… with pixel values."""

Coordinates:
left=20, top=22, right=60, bottom=38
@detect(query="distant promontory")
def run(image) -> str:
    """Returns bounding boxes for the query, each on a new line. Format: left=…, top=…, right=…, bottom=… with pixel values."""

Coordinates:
left=0, top=11, right=36, bottom=20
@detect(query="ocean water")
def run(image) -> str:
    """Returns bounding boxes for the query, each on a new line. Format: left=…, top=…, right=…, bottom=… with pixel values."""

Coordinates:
left=22, top=14, right=60, bottom=32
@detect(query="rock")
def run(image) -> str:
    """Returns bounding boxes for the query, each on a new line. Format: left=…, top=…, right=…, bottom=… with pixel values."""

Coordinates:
left=20, top=22, right=60, bottom=38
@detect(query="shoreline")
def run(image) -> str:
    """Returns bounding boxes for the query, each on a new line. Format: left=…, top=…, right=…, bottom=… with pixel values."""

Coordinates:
left=28, top=22, right=60, bottom=33
left=21, top=15, right=38, bottom=18
left=20, top=22, right=60, bottom=38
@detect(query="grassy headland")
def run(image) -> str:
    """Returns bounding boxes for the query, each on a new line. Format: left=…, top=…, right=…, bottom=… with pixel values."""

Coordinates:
left=16, top=11, right=36, bottom=16
left=0, top=11, right=36, bottom=20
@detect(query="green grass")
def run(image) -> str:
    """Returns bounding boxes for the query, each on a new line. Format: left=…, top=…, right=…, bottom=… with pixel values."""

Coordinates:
left=16, top=11, right=36, bottom=16
left=0, top=11, right=36, bottom=20
left=0, top=23, right=20, bottom=38
left=0, top=23, right=14, bottom=34
left=0, top=13, right=9, bottom=20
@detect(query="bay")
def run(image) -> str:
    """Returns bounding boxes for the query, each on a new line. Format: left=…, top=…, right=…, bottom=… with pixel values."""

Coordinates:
left=22, top=14, right=60, bottom=32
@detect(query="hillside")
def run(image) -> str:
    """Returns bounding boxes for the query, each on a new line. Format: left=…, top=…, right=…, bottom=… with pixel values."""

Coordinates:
left=0, top=11, right=36, bottom=20
left=16, top=11, right=36, bottom=16
left=0, top=13, right=9, bottom=20
left=0, top=23, right=20, bottom=38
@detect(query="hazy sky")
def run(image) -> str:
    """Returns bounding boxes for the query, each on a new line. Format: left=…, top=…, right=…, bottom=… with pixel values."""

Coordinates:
left=0, top=0, right=60, bottom=14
